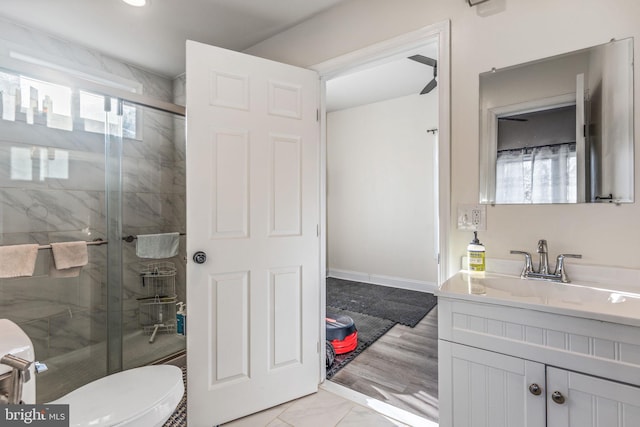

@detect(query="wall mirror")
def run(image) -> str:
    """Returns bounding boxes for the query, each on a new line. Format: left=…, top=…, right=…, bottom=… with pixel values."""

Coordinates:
left=479, top=38, right=634, bottom=204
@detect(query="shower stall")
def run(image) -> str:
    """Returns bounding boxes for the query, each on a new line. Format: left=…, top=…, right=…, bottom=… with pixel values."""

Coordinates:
left=0, top=61, right=186, bottom=402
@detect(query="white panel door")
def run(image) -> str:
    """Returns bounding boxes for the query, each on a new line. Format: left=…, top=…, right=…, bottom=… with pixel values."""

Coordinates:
left=186, top=40, right=320, bottom=427
left=442, top=341, right=546, bottom=427
left=547, top=366, right=640, bottom=427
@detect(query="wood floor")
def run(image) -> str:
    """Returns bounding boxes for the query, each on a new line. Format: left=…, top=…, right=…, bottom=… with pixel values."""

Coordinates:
left=329, top=306, right=439, bottom=423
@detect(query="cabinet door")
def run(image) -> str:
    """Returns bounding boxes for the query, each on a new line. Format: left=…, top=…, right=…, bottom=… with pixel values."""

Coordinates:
left=440, top=341, right=546, bottom=427
left=547, top=366, right=640, bottom=427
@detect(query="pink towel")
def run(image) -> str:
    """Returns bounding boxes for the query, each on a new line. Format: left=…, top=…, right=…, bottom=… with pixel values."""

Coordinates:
left=50, top=241, right=88, bottom=278
left=0, top=244, right=39, bottom=278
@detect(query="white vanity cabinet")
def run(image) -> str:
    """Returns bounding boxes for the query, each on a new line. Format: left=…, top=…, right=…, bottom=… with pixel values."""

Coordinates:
left=438, top=273, right=640, bottom=427
left=546, top=366, right=640, bottom=426
left=440, top=341, right=545, bottom=427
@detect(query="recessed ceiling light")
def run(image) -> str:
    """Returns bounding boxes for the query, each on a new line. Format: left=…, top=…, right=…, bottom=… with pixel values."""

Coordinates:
left=122, top=0, right=146, bottom=6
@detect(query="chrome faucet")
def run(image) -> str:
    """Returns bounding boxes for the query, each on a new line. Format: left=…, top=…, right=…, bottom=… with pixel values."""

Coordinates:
left=511, top=239, right=581, bottom=283
left=537, top=239, right=549, bottom=274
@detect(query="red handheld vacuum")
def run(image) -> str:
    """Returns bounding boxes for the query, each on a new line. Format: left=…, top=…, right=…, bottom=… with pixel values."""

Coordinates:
left=325, top=314, right=357, bottom=354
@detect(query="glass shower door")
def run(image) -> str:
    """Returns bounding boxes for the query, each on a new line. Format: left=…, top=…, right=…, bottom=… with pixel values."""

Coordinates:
left=0, top=71, right=111, bottom=401
left=104, top=97, right=124, bottom=374
left=118, top=101, right=186, bottom=370
left=104, top=98, right=187, bottom=372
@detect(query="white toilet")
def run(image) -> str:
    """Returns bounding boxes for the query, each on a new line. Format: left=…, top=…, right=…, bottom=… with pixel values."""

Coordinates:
left=0, top=319, right=184, bottom=427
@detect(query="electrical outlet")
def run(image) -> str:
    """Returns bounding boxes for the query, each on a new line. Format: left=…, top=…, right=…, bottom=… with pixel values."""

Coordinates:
left=471, top=208, right=482, bottom=227
left=457, top=204, right=487, bottom=231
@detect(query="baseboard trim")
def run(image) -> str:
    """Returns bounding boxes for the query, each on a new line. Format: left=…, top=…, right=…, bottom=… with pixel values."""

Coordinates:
left=327, top=269, right=438, bottom=294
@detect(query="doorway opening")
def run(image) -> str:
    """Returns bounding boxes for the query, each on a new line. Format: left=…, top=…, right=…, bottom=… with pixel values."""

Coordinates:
left=314, top=22, right=450, bottom=426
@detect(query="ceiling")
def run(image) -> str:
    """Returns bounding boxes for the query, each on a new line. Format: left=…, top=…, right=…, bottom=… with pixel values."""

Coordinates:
left=325, top=44, right=439, bottom=112
left=0, top=0, right=346, bottom=78
left=0, top=0, right=438, bottom=111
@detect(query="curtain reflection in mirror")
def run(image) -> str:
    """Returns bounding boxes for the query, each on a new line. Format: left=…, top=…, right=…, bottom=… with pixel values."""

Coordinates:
left=496, top=143, right=576, bottom=204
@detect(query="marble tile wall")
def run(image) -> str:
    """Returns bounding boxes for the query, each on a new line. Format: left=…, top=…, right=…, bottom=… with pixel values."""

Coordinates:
left=0, top=20, right=186, bottom=371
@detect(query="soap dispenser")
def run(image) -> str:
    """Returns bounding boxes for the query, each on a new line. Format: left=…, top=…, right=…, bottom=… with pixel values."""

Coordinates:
left=176, top=302, right=186, bottom=336
left=467, top=231, right=486, bottom=273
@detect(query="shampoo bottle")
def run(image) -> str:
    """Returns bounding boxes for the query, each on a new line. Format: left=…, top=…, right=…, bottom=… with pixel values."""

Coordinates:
left=467, top=231, right=486, bottom=273
left=176, top=302, right=186, bottom=336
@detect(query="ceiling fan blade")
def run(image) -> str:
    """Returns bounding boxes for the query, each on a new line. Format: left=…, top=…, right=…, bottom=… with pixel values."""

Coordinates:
left=498, top=117, right=528, bottom=122
left=420, top=78, right=438, bottom=95
left=408, top=54, right=437, bottom=68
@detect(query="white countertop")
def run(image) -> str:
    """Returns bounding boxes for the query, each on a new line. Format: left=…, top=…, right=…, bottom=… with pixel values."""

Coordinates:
left=437, top=271, right=640, bottom=327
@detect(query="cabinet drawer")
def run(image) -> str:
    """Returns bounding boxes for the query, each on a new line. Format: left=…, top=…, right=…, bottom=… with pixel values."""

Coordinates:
left=439, top=298, right=640, bottom=387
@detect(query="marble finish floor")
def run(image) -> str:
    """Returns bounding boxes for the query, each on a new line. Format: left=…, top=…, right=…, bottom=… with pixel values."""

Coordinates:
left=222, top=385, right=438, bottom=427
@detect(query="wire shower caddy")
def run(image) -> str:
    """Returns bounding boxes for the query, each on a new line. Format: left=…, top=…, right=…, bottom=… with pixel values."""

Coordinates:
left=138, top=261, right=177, bottom=342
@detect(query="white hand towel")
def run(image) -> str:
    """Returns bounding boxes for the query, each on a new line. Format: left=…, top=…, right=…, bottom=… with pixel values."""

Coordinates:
left=136, top=233, right=180, bottom=259
left=0, top=244, right=39, bottom=278
left=50, top=241, right=88, bottom=278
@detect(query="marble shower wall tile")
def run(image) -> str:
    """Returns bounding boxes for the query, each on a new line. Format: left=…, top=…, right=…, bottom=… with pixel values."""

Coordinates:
left=1, top=260, right=103, bottom=307
left=0, top=279, right=69, bottom=323
left=123, top=110, right=177, bottom=162
left=161, top=193, right=186, bottom=228
left=19, top=318, right=50, bottom=361
left=122, top=156, right=163, bottom=193
left=123, top=192, right=163, bottom=229
left=169, top=113, right=186, bottom=161
left=122, top=192, right=185, bottom=229
left=48, top=308, right=107, bottom=358
left=173, top=74, right=186, bottom=107
left=75, top=263, right=106, bottom=310
left=170, top=160, right=186, bottom=194
left=0, top=188, right=104, bottom=234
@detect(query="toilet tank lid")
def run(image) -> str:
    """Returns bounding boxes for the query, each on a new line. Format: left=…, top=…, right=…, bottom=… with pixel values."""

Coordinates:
left=0, top=319, right=35, bottom=376
left=50, top=365, right=184, bottom=427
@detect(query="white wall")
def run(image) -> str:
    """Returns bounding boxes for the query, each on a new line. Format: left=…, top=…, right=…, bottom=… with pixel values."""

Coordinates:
left=327, top=93, right=438, bottom=288
left=247, top=0, right=640, bottom=276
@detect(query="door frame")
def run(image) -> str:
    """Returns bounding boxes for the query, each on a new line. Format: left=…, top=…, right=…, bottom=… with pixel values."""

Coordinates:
left=311, top=20, right=451, bottom=380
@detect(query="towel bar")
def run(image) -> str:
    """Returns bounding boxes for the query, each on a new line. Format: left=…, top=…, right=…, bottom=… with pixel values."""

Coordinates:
left=37, top=239, right=108, bottom=250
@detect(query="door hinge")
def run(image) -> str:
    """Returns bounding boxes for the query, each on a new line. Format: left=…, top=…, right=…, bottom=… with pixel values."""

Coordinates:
left=317, top=341, right=321, bottom=353
left=316, top=109, right=320, bottom=122
left=316, top=224, right=320, bottom=237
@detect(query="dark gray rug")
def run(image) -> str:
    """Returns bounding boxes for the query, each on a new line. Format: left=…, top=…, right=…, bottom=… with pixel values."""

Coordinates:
left=326, top=277, right=438, bottom=327
left=326, top=307, right=396, bottom=379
